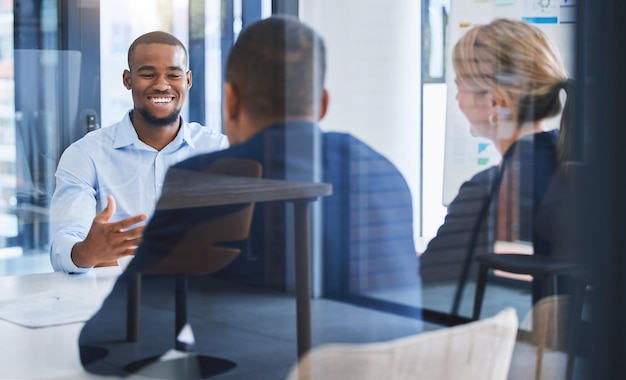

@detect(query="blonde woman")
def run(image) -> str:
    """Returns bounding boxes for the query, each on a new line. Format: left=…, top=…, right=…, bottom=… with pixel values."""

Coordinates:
left=421, top=18, right=575, bottom=307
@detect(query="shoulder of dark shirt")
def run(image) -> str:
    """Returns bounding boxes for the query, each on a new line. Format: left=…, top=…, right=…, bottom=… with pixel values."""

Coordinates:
left=173, top=135, right=263, bottom=172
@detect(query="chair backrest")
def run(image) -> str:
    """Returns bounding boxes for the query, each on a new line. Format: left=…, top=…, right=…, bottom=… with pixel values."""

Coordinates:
left=533, top=160, right=587, bottom=261
left=286, top=307, right=518, bottom=380
left=142, top=158, right=262, bottom=275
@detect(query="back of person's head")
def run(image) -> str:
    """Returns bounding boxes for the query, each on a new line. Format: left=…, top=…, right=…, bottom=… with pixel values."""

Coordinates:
left=225, top=15, right=326, bottom=120
left=127, top=31, right=188, bottom=69
left=453, top=18, right=574, bottom=161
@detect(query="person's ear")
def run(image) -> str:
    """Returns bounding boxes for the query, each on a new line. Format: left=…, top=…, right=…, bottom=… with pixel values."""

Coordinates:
left=224, top=82, right=240, bottom=121
left=186, top=70, right=193, bottom=90
left=490, top=91, right=508, bottom=121
left=490, top=89, right=504, bottom=106
left=123, top=69, right=132, bottom=90
left=318, top=89, right=330, bottom=121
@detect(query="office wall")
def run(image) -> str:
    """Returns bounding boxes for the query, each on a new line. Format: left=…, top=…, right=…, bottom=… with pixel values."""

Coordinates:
left=300, top=0, right=422, bottom=241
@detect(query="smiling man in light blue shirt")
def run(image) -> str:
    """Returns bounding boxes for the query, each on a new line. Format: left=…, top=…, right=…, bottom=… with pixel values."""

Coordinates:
left=49, top=31, right=228, bottom=274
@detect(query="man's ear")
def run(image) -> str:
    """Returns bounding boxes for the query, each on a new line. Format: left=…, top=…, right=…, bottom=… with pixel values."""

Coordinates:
left=186, top=70, right=193, bottom=89
left=224, top=82, right=240, bottom=121
left=318, top=89, right=330, bottom=121
left=123, top=70, right=131, bottom=90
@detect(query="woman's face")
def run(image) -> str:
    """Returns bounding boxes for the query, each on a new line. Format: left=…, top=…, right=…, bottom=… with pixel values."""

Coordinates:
left=455, top=78, right=496, bottom=140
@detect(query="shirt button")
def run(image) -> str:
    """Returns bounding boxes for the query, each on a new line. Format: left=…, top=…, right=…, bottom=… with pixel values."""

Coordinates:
left=158, top=183, right=163, bottom=187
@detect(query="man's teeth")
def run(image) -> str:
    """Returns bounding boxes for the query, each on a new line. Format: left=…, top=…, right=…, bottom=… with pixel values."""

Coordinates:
left=152, top=97, right=172, bottom=104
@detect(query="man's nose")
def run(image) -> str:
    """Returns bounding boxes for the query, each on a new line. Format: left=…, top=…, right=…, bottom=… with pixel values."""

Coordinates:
left=153, top=75, right=171, bottom=91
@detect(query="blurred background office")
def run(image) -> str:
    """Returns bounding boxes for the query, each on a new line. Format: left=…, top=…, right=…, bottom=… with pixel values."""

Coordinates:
left=1, top=2, right=626, bottom=377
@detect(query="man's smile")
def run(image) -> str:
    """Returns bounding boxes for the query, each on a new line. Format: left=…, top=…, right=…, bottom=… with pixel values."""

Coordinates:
left=149, top=96, right=174, bottom=104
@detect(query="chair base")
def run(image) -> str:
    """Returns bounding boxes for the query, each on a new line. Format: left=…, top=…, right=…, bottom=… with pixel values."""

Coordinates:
left=124, top=353, right=236, bottom=379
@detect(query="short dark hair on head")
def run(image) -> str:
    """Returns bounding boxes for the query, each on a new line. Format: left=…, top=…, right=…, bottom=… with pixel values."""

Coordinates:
left=225, top=15, right=326, bottom=119
left=127, top=31, right=188, bottom=69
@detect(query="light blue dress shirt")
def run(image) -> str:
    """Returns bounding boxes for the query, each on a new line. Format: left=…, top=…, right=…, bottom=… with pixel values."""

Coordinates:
left=49, top=111, right=229, bottom=273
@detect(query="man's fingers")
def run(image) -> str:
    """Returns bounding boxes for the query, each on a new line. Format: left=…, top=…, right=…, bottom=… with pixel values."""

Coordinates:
left=123, top=245, right=140, bottom=256
left=111, top=214, right=148, bottom=231
left=123, top=227, right=145, bottom=242
left=106, top=232, right=143, bottom=258
left=118, top=238, right=142, bottom=257
left=94, top=195, right=116, bottom=223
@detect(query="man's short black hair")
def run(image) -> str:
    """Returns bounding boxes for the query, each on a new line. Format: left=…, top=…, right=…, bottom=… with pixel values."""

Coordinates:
left=226, top=15, right=326, bottom=119
left=127, top=31, right=188, bottom=69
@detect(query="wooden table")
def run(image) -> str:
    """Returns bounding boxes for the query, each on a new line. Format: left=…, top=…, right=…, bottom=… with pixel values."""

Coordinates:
left=127, top=169, right=332, bottom=359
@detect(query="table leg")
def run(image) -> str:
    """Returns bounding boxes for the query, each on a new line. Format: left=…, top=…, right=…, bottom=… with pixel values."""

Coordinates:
left=127, top=273, right=141, bottom=342
left=175, top=274, right=191, bottom=351
left=294, top=200, right=312, bottom=359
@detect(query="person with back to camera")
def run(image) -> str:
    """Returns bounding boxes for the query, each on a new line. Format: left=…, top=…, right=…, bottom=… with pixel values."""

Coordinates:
left=79, top=16, right=332, bottom=377
left=420, top=18, right=575, bottom=305
left=126, top=15, right=419, bottom=291
left=49, top=31, right=229, bottom=274
left=79, top=15, right=421, bottom=376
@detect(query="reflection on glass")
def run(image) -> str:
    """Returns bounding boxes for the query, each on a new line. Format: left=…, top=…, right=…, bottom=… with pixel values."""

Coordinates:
left=0, top=5, right=15, bottom=260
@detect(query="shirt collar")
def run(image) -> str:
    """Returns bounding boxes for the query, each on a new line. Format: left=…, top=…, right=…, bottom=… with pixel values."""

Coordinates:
left=113, top=110, right=193, bottom=150
left=178, top=117, right=194, bottom=149
left=112, top=111, right=138, bottom=149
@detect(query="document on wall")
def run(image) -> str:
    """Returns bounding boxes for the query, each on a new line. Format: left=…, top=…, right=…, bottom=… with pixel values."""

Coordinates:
left=0, top=291, right=99, bottom=328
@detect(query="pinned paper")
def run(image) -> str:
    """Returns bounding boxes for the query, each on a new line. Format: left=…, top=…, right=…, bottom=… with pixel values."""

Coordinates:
left=522, top=0, right=559, bottom=24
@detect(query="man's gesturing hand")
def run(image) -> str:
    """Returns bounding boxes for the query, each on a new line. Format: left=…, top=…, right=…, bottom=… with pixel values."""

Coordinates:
left=71, top=195, right=148, bottom=268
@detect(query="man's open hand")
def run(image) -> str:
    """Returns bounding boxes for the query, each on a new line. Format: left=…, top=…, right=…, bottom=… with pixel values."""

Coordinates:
left=71, top=195, right=148, bottom=268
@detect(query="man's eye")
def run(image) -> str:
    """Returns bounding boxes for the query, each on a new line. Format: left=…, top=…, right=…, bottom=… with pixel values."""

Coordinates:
left=168, top=75, right=182, bottom=79
left=140, top=74, right=155, bottom=78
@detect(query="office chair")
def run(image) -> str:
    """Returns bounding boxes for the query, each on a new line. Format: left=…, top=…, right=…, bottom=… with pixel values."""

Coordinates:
left=471, top=161, right=588, bottom=380
left=124, top=158, right=262, bottom=379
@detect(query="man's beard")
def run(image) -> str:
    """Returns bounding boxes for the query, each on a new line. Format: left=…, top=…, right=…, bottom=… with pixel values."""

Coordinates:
left=136, top=107, right=181, bottom=127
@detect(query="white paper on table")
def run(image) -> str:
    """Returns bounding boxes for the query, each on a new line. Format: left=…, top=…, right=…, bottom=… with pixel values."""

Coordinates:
left=0, top=291, right=100, bottom=328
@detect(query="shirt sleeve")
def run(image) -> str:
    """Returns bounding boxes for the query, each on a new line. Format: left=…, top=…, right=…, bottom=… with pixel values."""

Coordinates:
left=49, top=144, right=97, bottom=274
